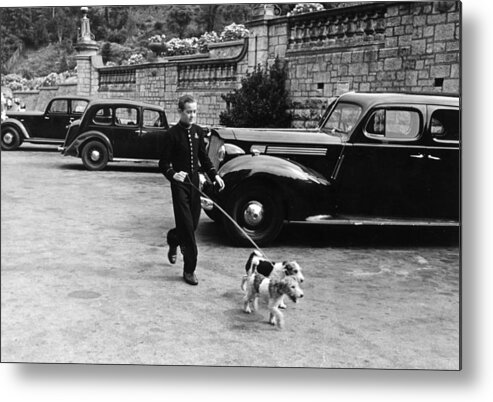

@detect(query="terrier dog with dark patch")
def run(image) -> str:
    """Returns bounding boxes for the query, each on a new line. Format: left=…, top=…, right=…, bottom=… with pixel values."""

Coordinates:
left=241, top=250, right=304, bottom=309
left=243, top=273, right=304, bottom=329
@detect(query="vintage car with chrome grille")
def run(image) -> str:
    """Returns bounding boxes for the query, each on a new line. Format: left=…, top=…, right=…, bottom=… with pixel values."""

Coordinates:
left=1, top=96, right=91, bottom=150
left=203, top=92, right=460, bottom=245
left=59, top=99, right=169, bottom=170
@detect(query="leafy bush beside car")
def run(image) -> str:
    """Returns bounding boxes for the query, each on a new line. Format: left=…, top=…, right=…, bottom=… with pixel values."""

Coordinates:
left=220, top=57, right=291, bottom=128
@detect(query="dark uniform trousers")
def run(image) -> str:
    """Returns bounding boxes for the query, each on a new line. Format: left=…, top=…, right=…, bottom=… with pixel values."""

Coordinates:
left=167, top=172, right=201, bottom=274
left=159, top=122, right=217, bottom=275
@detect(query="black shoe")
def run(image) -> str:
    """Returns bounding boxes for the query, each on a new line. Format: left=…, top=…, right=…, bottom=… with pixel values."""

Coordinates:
left=167, top=245, right=177, bottom=264
left=183, top=272, right=198, bottom=285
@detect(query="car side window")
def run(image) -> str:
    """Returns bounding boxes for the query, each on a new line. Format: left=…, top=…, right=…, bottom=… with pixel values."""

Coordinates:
left=430, top=109, right=460, bottom=143
left=48, top=100, right=68, bottom=114
left=115, top=107, right=138, bottom=127
left=322, top=102, right=362, bottom=134
left=365, top=109, right=421, bottom=140
left=93, top=107, right=113, bottom=125
left=72, top=100, right=89, bottom=115
left=143, top=109, right=165, bottom=128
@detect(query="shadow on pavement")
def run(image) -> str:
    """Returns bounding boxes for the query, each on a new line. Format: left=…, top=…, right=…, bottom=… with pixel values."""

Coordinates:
left=14, top=146, right=60, bottom=153
left=58, top=163, right=160, bottom=174
left=278, top=224, right=460, bottom=249
left=199, top=221, right=460, bottom=249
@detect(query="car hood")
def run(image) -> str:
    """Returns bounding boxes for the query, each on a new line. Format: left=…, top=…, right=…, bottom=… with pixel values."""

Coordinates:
left=212, top=127, right=343, bottom=145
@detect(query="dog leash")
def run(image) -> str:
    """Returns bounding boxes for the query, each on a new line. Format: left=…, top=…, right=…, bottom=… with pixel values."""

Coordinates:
left=185, top=175, right=270, bottom=262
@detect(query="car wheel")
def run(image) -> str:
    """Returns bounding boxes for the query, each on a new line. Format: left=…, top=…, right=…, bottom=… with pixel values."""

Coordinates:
left=223, top=183, right=284, bottom=246
left=1, top=126, right=22, bottom=151
left=81, top=140, right=109, bottom=171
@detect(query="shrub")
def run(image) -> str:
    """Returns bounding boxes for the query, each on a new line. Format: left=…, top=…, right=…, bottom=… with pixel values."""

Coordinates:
left=220, top=57, right=291, bottom=128
left=107, top=29, right=128, bottom=45
left=100, top=42, right=135, bottom=66
left=57, top=56, right=69, bottom=74
left=18, top=68, right=35, bottom=80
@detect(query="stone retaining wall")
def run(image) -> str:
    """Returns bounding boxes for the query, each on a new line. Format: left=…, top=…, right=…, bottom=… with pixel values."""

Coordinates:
left=14, top=2, right=460, bottom=127
left=13, top=83, right=78, bottom=111
left=280, top=1, right=460, bottom=127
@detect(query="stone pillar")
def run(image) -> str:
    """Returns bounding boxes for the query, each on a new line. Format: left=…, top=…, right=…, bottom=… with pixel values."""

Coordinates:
left=246, top=4, right=282, bottom=70
left=74, top=7, right=100, bottom=96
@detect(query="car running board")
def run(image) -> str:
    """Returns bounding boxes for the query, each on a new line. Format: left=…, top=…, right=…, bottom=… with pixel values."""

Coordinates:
left=25, top=138, right=63, bottom=144
left=300, top=215, right=459, bottom=226
left=112, top=158, right=158, bottom=164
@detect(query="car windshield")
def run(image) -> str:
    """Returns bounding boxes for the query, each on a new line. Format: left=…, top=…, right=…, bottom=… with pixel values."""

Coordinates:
left=321, top=102, right=362, bottom=138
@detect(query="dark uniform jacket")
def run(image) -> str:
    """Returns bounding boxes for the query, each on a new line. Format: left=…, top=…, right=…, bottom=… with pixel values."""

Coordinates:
left=158, top=122, right=217, bottom=182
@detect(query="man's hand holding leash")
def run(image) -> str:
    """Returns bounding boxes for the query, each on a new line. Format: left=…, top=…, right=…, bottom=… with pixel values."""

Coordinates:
left=173, top=171, right=189, bottom=183
left=175, top=171, right=225, bottom=192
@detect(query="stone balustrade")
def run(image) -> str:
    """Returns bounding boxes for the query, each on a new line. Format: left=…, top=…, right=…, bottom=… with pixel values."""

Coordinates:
left=287, top=3, right=387, bottom=51
left=99, top=68, right=136, bottom=85
left=178, top=62, right=237, bottom=88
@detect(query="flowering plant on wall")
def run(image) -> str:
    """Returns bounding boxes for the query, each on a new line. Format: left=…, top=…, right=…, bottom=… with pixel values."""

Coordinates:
left=146, top=23, right=249, bottom=58
left=147, top=34, right=168, bottom=56
left=124, top=54, right=146, bottom=65
left=198, top=31, right=220, bottom=53
left=219, top=23, right=250, bottom=42
left=148, top=34, right=167, bottom=44
left=1, top=70, right=76, bottom=91
left=287, top=3, right=324, bottom=16
left=165, top=37, right=200, bottom=56
left=42, top=72, right=58, bottom=87
left=1, top=74, right=24, bottom=91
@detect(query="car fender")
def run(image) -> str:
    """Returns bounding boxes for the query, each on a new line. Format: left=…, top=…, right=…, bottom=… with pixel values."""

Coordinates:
left=65, top=131, right=114, bottom=160
left=217, top=154, right=333, bottom=221
left=1, top=118, right=31, bottom=139
left=207, top=130, right=245, bottom=167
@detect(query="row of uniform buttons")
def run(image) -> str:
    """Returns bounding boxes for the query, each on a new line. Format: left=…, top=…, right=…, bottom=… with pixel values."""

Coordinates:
left=187, top=129, right=194, bottom=172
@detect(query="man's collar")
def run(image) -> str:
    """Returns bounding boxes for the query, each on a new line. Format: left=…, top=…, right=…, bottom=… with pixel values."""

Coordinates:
left=178, top=121, right=192, bottom=130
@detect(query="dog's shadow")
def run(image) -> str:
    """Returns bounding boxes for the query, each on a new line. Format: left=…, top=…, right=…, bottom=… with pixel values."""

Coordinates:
left=226, top=308, right=278, bottom=332
left=221, top=290, right=281, bottom=332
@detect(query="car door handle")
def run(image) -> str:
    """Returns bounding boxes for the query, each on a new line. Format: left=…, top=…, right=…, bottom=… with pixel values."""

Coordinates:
left=428, top=155, right=441, bottom=161
left=409, top=153, right=424, bottom=159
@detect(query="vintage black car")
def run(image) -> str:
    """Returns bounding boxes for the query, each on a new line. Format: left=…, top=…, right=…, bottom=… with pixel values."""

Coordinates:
left=1, top=96, right=91, bottom=150
left=204, top=92, right=460, bottom=245
left=60, top=99, right=169, bottom=170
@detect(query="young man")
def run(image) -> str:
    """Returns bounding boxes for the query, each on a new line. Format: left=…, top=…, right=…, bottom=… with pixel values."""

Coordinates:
left=159, top=95, right=225, bottom=285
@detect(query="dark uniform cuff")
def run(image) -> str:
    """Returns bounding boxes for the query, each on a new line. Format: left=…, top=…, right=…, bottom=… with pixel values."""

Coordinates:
left=164, top=168, right=176, bottom=181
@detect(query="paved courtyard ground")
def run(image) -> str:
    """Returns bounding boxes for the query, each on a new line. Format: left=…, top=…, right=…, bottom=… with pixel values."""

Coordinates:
left=1, top=146, right=460, bottom=369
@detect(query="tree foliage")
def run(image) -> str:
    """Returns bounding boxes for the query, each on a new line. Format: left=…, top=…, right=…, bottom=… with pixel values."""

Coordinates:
left=0, top=3, right=356, bottom=75
left=0, top=4, right=254, bottom=75
left=220, top=57, right=291, bottom=128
